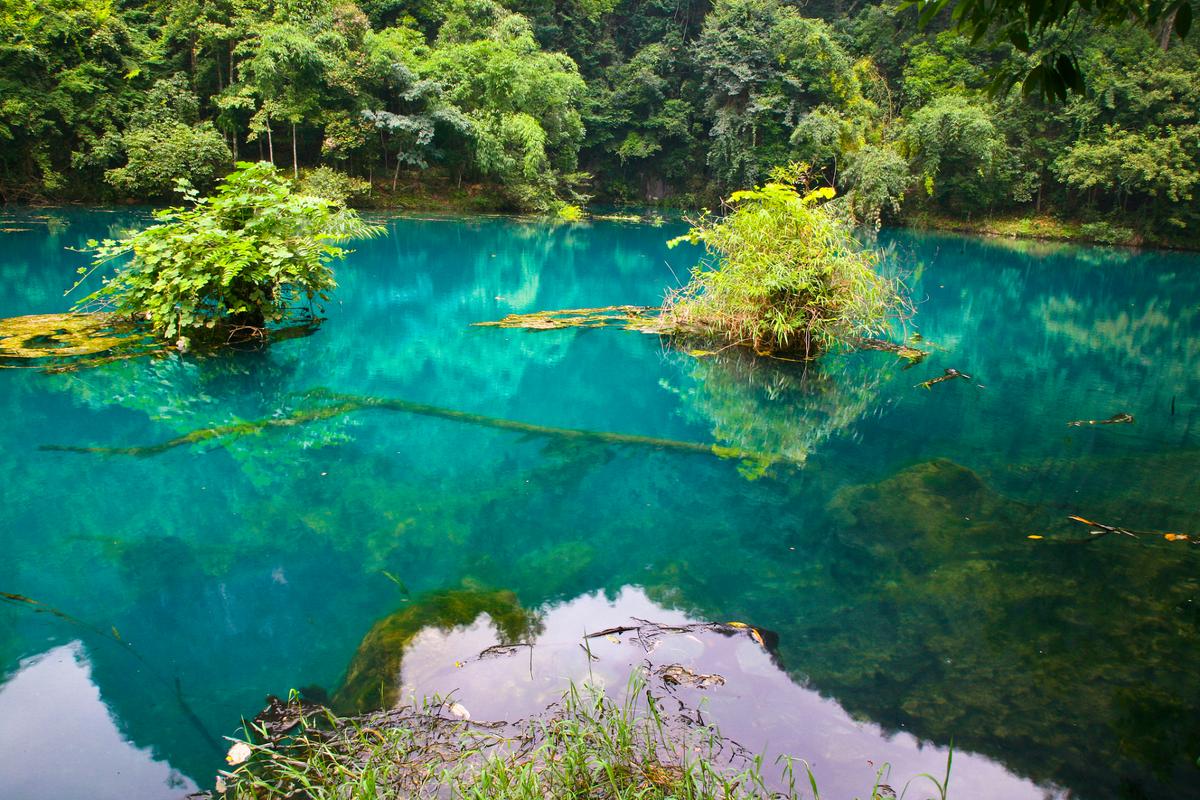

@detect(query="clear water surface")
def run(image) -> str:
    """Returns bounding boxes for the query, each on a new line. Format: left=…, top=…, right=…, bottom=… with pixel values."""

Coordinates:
left=0, top=209, right=1198, bottom=799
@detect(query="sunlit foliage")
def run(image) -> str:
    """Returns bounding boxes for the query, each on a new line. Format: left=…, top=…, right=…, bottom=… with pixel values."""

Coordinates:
left=666, top=166, right=905, bottom=356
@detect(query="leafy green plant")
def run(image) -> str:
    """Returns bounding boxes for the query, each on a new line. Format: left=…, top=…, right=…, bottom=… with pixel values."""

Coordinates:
left=73, top=162, right=384, bottom=345
left=842, top=144, right=913, bottom=227
left=296, top=166, right=372, bottom=205
left=554, top=202, right=585, bottom=221
left=665, top=165, right=906, bottom=357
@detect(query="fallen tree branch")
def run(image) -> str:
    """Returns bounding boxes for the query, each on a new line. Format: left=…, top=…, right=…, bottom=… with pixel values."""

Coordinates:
left=1067, top=412, right=1134, bottom=427
left=473, top=307, right=927, bottom=362
left=41, top=388, right=782, bottom=466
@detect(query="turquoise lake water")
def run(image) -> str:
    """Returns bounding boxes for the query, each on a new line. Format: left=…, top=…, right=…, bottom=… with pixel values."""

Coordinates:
left=0, top=209, right=1198, bottom=799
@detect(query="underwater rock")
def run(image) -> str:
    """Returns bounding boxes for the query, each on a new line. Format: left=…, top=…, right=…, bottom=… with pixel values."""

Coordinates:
left=828, top=458, right=1016, bottom=556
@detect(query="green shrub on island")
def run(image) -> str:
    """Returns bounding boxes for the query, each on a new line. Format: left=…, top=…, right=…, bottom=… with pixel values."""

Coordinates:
left=665, top=165, right=907, bottom=358
left=74, top=162, right=384, bottom=345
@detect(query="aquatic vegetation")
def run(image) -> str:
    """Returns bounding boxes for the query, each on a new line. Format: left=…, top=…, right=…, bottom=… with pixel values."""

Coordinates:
left=810, top=456, right=1200, bottom=798
left=333, top=587, right=539, bottom=714
left=554, top=203, right=585, bottom=222
left=475, top=307, right=928, bottom=367
left=72, top=163, right=384, bottom=343
left=224, top=670, right=925, bottom=800
left=663, top=166, right=908, bottom=358
left=479, top=168, right=913, bottom=361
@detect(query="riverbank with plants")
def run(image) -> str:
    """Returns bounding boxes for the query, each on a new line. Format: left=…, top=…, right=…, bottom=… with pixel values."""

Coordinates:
left=217, top=667, right=947, bottom=800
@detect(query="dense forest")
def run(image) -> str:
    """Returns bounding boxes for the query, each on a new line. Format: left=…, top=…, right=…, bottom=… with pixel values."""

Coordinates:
left=2, top=0, right=1198, bottom=243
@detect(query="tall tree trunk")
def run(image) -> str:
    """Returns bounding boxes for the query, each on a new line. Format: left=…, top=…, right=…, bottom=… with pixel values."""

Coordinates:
left=392, top=155, right=402, bottom=192
left=1159, top=10, right=1177, bottom=50
left=292, top=122, right=298, bottom=179
left=266, top=117, right=275, bottom=165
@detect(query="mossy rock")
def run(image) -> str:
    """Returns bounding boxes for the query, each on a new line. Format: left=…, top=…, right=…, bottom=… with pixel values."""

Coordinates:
left=333, top=587, right=538, bottom=714
left=827, top=458, right=1023, bottom=558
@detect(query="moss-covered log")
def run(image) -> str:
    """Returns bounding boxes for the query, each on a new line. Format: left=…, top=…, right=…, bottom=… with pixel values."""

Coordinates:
left=472, top=305, right=669, bottom=332
left=0, top=312, right=162, bottom=370
left=474, top=306, right=927, bottom=362
left=0, top=311, right=322, bottom=372
left=41, top=388, right=781, bottom=467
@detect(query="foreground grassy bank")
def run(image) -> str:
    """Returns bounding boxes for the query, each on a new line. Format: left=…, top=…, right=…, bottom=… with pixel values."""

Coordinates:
left=218, top=675, right=944, bottom=800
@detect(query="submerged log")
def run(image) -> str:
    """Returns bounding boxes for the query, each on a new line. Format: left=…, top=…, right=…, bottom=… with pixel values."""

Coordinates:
left=0, top=311, right=321, bottom=372
left=0, top=312, right=161, bottom=370
left=41, top=387, right=782, bottom=467
left=474, top=307, right=927, bottom=361
left=472, top=305, right=668, bottom=332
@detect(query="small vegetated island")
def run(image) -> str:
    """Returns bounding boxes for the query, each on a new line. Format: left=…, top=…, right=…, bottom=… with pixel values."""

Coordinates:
left=75, top=162, right=385, bottom=348
left=0, top=162, right=384, bottom=369
left=479, top=164, right=916, bottom=363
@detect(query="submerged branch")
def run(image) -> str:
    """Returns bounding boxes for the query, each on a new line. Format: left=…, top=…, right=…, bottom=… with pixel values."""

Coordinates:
left=41, top=388, right=782, bottom=467
left=916, top=367, right=973, bottom=389
left=1064, top=514, right=1197, bottom=544
left=1067, top=412, right=1134, bottom=427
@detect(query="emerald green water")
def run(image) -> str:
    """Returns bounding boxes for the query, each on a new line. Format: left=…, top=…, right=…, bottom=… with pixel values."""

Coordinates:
left=0, top=210, right=1198, bottom=799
